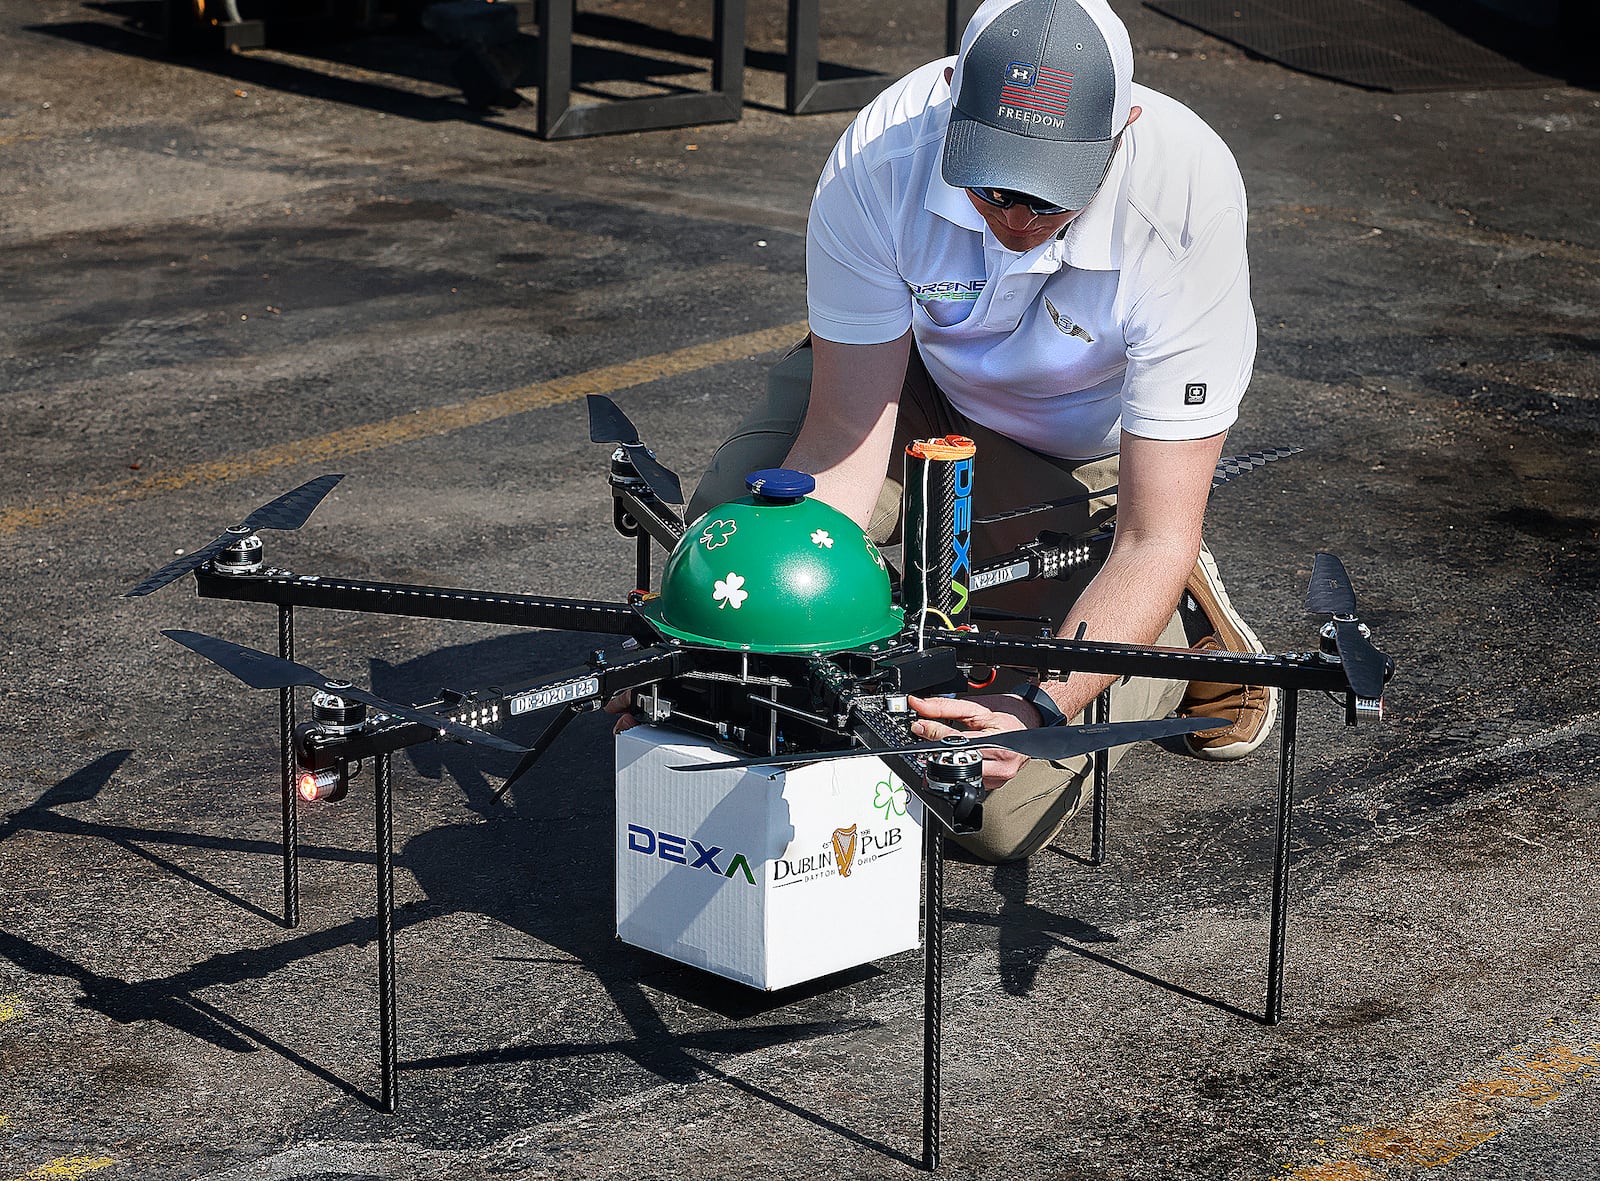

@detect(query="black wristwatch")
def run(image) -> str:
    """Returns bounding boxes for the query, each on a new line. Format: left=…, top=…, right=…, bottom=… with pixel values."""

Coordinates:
left=1020, top=682, right=1069, bottom=728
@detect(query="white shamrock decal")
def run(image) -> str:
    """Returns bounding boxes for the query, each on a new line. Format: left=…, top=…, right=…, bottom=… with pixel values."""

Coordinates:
left=810, top=529, right=834, bottom=549
left=713, top=572, right=748, bottom=610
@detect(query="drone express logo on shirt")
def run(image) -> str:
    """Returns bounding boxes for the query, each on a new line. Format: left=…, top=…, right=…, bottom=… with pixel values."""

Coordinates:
left=910, top=278, right=984, bottom=327
left=772, top=821, right=910, bottom=886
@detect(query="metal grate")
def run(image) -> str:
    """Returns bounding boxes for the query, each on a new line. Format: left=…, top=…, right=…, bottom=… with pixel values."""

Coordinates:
left=1143, top=0, right=1567, bottom=92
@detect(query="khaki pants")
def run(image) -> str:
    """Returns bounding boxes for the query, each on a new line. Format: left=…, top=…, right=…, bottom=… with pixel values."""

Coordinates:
left=691, top=341, right=1189, bottom=863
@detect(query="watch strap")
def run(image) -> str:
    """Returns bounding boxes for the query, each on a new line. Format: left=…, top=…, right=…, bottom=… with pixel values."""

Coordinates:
left=1020, top=682, right=1069, bottom=728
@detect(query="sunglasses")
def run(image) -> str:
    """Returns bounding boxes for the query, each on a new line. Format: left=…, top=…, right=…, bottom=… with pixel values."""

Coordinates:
left=967, top=187, right=1071, bottom=217
left=967, top=133, right=1126, bottom=220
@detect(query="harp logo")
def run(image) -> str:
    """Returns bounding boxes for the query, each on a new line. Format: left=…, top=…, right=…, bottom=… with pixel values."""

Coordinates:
left=832, top=825, right=858, bottom=878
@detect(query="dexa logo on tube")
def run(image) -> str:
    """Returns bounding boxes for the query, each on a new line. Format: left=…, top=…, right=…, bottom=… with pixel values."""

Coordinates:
left=949, top=456, right=973, bottom=616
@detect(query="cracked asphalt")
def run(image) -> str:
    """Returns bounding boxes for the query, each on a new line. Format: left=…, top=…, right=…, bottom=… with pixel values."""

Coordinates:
left=1, top=2, right=1597, bottom=1179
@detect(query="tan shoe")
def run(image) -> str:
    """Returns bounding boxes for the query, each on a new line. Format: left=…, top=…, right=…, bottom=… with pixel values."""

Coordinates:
left=1178, top=551, right=1278, bottom=760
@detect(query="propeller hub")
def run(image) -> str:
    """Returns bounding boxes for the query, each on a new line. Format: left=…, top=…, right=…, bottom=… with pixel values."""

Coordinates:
left=1317, top=619, right=1371, bottom=663
left=927, top=746, right=982, bottom=768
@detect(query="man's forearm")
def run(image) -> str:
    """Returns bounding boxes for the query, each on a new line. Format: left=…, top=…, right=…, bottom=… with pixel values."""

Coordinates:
left=783, top=331, right=913, bottom=529
left=1029, top=533, right=1198, bottom=721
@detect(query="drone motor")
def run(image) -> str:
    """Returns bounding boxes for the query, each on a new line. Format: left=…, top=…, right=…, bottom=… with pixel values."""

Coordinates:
left=1316, top=618, right=1370, bottom=662
left=211, top=527, right=265, bottom=575
left=311, top=690, right=368, bottom=735
left=924, top=746, right=984, bottom=827
left=1315, top=621, right=1384, bottom=721
left=286, top=692, right=371, bottom=803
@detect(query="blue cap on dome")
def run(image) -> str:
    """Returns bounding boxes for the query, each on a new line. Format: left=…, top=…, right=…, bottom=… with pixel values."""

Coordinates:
left=745, top=469, right=817, bottom=500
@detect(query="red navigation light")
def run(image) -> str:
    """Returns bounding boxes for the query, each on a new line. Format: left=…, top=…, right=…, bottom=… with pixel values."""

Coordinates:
left=296, top=766, right=347, bottom=802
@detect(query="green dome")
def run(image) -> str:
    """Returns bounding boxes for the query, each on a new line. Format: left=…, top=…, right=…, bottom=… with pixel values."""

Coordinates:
left=636, top=470, right=903, bottom=654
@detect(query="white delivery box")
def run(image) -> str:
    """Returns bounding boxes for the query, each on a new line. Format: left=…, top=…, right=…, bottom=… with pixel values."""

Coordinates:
left=615, top=725, right=924, bottom=991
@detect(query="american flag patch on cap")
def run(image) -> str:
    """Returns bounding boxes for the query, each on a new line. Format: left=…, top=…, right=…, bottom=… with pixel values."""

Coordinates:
left=999, top=62, right=1072, bottom=117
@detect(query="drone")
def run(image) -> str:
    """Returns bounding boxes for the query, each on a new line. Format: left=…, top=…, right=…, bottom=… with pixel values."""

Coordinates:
left=127, top=395, right=1393, bottom=1169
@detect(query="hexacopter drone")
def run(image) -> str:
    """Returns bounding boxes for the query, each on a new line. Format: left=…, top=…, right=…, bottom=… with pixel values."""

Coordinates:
left=128, top=395, right=1392, bottom=1169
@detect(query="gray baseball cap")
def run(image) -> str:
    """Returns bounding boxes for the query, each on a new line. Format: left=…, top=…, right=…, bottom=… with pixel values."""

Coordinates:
left=942, top=0, right=1134, bottom=211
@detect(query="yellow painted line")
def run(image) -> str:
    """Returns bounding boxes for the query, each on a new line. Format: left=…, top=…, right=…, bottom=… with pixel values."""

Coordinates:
left=1276, top=1037, right=1600, bottom=1179
left=0, top=321, right=807, bottom=539
left=0, top=999, right=10, bottom=1131
left=4, top=1158, right=115, bottom=1181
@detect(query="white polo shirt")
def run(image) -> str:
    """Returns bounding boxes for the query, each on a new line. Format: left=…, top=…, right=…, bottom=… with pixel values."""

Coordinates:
left=806, top=59, right=1255, bottom=460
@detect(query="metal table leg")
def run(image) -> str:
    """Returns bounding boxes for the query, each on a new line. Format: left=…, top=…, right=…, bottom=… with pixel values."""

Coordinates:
left=537, top=0, right=746, bottom=139
left=945, top=0, right=980, bottom=55
left=783, top=0, right=891, bottom=114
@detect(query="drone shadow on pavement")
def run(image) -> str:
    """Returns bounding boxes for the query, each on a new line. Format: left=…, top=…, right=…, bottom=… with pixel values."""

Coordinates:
left=0, top=635, right=918, bottom=1160
left=942, top=856, right=1265, bottom=1025
left=372, top=631, right=921, bottom=1161
left=0, top=751, right=380, bottom=1101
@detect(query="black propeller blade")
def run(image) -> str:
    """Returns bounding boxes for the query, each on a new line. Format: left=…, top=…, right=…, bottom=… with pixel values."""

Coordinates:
left=587, top=395, right=684, bottom=505
left=1306, top=550, right=1359, bottom=615
left=162, top=630, right=527, bottom=754
left=1304, top=552, right=1388, bottom=701
left=1210, top=446, right=1302, bottom=490
left=671, top=715, right=1218, bottom=773
left=126, top=474, right=344, bottom=598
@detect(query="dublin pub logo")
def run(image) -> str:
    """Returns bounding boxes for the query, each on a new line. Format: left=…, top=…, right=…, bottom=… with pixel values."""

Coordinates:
left=773, top=822, right=907, bottom=885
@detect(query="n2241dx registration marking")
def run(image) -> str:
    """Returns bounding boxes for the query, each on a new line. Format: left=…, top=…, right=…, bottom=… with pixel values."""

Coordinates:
left=510, top=677, right=600, bottom=715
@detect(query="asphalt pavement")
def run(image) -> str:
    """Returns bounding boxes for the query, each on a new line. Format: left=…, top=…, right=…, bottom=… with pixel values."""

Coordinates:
left=2, top=2, right=1598, bottom=1179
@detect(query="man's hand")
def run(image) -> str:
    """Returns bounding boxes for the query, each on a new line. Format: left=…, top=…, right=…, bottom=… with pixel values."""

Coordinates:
left=603, top=690, right=641, bottom=735
left=907, top=693, right=1041, bottom=791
